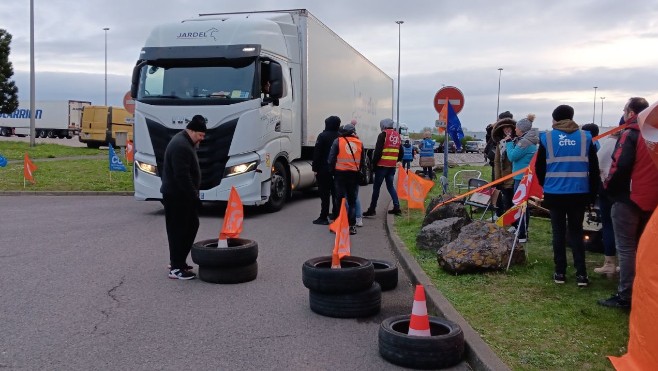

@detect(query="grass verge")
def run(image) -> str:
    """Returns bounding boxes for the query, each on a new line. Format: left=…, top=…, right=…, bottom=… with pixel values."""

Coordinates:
left=0, top=140, right=104, bottom=160
left=396, top=164, right=628, bottom=370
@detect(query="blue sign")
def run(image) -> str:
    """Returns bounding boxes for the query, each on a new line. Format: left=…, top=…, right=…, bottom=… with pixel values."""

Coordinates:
left=0, top=154, right=7, bottom=167
left=109, top=144, right=127, bottom=172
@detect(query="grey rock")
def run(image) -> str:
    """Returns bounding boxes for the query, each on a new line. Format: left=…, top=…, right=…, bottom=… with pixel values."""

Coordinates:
left=423, top=195, right=470, bottom=227
left=437, top=220, right=526, bottom=274
left=416, top=217, right=468, bottom=251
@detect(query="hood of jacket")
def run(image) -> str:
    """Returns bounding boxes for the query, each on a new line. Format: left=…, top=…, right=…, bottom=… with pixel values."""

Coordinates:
left=552, top=119, right=579, bottom=133
left=492, top=118, right=517, bottom=141
left=514, top=129, right=540, bottom=149
left=324, top=119, right=340, bottom=132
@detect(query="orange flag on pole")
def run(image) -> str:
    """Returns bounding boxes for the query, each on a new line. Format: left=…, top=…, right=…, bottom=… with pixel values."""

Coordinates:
left=330, top=199, right=351, bottom=268
left=396, top=164, right=409, bottom=200
left=218, top=186, right=243, bottom=246
left=23, top=153, right=37, bottom=184
left=407, top=171, right=434, bottom=209
left=609, top=208, right=658, bottom=370
left=126, top=139, right=134, bottom=162
left=496, top=201, right=527, bottom=227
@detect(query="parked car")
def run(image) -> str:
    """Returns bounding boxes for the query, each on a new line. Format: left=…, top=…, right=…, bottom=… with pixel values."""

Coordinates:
left=435, top=141, right=456, bottom=153
left=464, top=140, right=485, bottom=153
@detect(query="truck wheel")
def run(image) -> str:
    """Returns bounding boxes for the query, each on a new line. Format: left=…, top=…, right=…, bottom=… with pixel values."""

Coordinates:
left=38, top=130, right=47, bottom=138
left=378, top=315, right=465, bottom=369
left=264, top=160, right=288, bottom=212
left=87, top=142, right=101, bottom=149
left=0, top=128, right=7, bottom=136
left=371, top=259, right=398, bottom=291
left=47, top=130, right=56, bottom=138
left=57, top=133, right=65, bottom=139
left=364, top=154, right=374, bottom=184
left=191, top=238, right=258, bottom=268
left=198, top=262, right=258, bottom=284
left=302, top=256, right=374, bottom=294
left=309, top=282, right=381, bottom=318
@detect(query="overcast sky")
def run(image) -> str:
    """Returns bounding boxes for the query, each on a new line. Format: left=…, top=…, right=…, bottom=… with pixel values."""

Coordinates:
left=2, top=0, right=658, bottom=132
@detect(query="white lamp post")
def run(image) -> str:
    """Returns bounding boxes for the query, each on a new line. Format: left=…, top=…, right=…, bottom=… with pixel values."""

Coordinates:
left=592, top=86, right=598, bottom=124
left=600, top=97, right=605, bottom=125
left=496, top=68, right=503, bottom=119
left=395, top=21, right=403, bottom=130
left=103, top=27, right=110, bottom=106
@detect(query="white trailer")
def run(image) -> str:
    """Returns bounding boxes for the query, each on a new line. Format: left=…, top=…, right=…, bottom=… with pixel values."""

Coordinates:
left=0, top=100, right=91, bottom=138
left=130, top=9, right=393, bottom=211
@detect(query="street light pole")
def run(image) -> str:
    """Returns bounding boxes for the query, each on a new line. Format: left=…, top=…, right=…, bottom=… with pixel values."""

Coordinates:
left=395, top=21, right=403, bottom=130
left=592, top=86, right=598, bottom=124
left=600, top=97, right=605, bottom=126
left=496, top=68, right=503, bottom=120
left=103, top=27, right=110, bottom=106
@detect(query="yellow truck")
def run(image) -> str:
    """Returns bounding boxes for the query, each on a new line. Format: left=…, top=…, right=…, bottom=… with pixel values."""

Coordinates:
left=79, top=106, right=133, bottom=148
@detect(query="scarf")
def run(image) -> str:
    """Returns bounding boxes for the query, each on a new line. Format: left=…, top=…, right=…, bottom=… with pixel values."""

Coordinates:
left=513, top=130, right=539, bottom=149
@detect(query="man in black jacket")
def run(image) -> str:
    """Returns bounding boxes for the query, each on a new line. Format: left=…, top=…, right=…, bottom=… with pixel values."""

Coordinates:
left=311, top=116, right=341, bottom=225
left=160, top=115, right=207, bottom=280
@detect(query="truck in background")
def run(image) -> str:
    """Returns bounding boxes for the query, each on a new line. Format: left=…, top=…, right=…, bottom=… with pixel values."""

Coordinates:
left=130, top=9, right=393, bottom=211
left=78, top=106, right=134, bottom=148
left=0, top=100, right=91, bottom=138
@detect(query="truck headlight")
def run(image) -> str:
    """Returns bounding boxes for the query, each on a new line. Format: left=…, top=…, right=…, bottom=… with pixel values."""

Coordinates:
left=225, top=161, right=258, bottom=177
left=135, top=160, right=157, bottom=175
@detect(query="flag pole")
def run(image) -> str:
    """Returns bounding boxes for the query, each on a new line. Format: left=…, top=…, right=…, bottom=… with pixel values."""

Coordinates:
left=506, top=204, right=526, bottom=271
left=407, top=168, right=410, bottom=221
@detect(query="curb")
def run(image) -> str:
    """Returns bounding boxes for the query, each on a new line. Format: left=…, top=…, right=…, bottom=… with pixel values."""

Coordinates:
left=384, top=212, right=511, bottom=371
left=0, top=191, right=134, bottom=196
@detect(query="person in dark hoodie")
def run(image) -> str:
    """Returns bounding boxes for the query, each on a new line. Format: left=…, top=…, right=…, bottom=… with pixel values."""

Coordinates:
left=311, top=115, right=341, bottom=225
left=506, top=115, right=539, bottom=242
left=536, top=104, right=599, bottom=287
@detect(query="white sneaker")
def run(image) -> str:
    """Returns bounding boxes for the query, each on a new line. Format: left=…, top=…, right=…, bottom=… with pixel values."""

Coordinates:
left=518, top=238, right=527, bottom=243
left=355, top=217, right=364, bottom=227
left=508, top=226, right=516, bottom=233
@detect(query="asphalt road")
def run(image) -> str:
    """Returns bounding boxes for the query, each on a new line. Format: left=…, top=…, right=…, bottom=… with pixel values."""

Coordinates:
left=0, top=189, right=440, bottom=370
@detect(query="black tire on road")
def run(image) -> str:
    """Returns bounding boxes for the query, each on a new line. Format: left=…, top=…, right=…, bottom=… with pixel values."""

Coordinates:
left=198, top=262, right=258, bottom=284
left=378, top=315, right=465, bottom=369
left=47, top=130, right=56, bottom=138
left=264, top=160, right=288, bottom=212
left=302, top=256, right=374, bottom=294
left=191, top=238, right=258, bottom=268
left=309, top=282, right=381, bottom=318
left=371, top=259, right=398, bottom=291
left=38, top=130, right=47, bottom=138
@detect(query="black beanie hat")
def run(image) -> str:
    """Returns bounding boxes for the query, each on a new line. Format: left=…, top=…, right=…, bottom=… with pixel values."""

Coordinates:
left=498, top=111, right=513, bottom=119
left=186, top=115, right=207, bottom=132
left=552, top=105, right=574, bottom=121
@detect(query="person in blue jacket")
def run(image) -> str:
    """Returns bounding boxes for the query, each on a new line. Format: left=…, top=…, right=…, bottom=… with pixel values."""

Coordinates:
left=505, top=115, right=539, bottom=242
left=401, top=139, right=417, bottom=171
left=419, top=131, right=436, bottom=179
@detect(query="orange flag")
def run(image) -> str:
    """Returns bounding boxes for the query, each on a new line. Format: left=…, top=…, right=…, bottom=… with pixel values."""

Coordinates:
left=219, top=186, right=243, bottom=240
left=396, top=164, right=409, bottom=200
left=330, top=199, right=351, bottom=268
left=23, top=153, right=37, bottom=184
left=407, top=171, right=434, bottom=209
left=126, top=139, right=134, bottom=162
left=609, top=208, right=658, bottom=370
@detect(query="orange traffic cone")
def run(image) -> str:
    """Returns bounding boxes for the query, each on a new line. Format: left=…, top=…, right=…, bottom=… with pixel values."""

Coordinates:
left=408, top=284, right=431, bottom=336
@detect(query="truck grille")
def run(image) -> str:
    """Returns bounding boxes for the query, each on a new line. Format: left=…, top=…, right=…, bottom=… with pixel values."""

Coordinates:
left=145, top=117, right=238, bottom=190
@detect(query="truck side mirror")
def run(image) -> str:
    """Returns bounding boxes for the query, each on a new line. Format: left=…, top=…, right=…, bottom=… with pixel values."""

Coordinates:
left=268, top=62, right=283, bottom=100
left=130, top=61, right=146, bottom=98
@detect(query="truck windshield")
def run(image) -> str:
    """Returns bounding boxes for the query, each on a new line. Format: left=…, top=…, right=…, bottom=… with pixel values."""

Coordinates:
left=137, top=59, right=257, bottom=104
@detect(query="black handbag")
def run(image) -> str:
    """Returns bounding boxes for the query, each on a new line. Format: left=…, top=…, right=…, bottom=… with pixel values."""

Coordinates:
left=343, top=137, right=369, bottom=186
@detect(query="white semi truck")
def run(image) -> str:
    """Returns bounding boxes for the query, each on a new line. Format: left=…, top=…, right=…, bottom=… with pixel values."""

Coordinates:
left=130, top=9, right=393, bottom=211
left=0, top=100, right=91, bottom=138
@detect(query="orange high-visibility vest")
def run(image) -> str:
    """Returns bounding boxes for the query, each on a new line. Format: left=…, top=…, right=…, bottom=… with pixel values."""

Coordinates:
left=379, top=129, right=401, bottom=167
left=335, top=136, right=363, bottom=172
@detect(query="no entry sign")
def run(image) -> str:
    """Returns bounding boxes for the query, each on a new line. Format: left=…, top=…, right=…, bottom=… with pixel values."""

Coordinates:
left=433, top=86, right=464, bottom=114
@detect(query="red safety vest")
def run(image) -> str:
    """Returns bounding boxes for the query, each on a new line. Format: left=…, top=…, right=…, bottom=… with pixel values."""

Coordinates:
left=379, top=129, right=401, bottom=167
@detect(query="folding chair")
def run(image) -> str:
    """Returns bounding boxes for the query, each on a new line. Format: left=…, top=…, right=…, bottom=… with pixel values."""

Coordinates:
left=453, top=170, right=482, bottom=193
left=463, top=178, right=498, bottom=221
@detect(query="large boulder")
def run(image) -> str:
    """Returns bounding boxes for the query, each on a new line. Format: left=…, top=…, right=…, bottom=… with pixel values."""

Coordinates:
left=416, top=217, right=468, bottom=251
left=437, top=221, right=526, bottom=274
left=422, top=195, right=470, bottom=227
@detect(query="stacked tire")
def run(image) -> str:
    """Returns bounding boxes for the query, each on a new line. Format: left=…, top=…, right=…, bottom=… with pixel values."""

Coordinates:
left=302, top=256, right=381, bottom=318
left=191, top=238, right=258, bottom=284
left=370, top=259, right=398, bottom=291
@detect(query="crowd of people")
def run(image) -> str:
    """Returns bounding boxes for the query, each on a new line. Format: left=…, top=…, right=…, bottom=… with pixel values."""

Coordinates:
left=484, top=98, right=658, bottom=306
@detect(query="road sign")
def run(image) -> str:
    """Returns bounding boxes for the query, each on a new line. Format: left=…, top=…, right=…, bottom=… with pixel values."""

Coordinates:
left=433, top=86, right=464, bottom=114
left=123, top=91, right=135, bottom=115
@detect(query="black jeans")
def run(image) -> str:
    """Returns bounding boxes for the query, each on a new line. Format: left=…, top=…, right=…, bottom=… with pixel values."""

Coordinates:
left=316, top=171, right=336, bottom=219
left=163, top=196, right=200, bottom=270
left=549, top=203, right=587, bottom=276
left=334, top=171, right=358, bottom=226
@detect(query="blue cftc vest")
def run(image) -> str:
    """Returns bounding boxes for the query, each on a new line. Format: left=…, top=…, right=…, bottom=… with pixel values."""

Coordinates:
left=420, top=138, right=435, bottom=158
left=402, top=144, right=413, bottom=160
left=539, top=129, right=591, bottom=194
